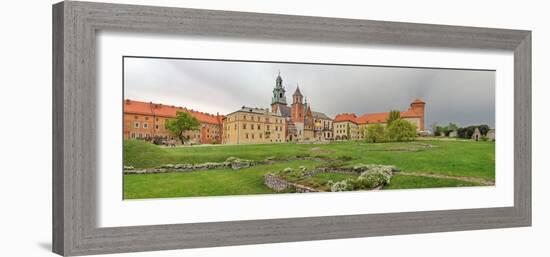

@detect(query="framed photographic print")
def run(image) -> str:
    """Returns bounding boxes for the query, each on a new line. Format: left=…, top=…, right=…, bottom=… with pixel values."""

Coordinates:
left=52, top=1, right=531, bottom=256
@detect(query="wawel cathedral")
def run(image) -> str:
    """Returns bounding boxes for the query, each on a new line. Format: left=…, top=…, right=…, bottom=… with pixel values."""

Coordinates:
left=270, top=73, right=321, bottom=142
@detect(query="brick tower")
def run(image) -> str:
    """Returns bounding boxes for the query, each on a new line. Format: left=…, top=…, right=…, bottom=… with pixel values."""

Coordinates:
left=291, top=85, right=304, bottom=123
left=410, top=98, right=426, bottom=130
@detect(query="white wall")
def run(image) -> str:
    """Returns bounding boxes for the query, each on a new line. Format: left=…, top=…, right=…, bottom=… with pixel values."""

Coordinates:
left=0, top=0, right=547, bottom=256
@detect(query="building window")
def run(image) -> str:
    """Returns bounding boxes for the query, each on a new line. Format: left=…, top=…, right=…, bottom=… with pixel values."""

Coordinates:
left=134, top=122, right=140, bottom=128
left=251, top=133, right=255, bottom=139
left=243, top=123, right=247, bottom=129
left=251, top=124, right=254, bottom=130
left=245, top=133, right=249, bottom=139
left=259, top=133, right=263, bottom=139
left=156, top=117, right=159, bottom=121
left=143, top=123, right=148, bottom=129
left=145, top=117, right=149, bottom=120
left=134, top=116, right=138, bottom=119
left=155, top=125, right=159, bottom=129
left=257, top=124, right=261, bottom=130
left=267, top=125, right=270, bottom=130
left=131, top=132, right=135, bottom=138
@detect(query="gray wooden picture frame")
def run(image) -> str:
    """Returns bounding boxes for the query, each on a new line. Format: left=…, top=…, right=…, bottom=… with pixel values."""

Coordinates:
left=52, top=1, right=531, bottom=256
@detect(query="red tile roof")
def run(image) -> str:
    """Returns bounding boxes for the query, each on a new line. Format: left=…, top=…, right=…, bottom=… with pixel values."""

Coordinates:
left=356, top=112, right=388, bottom=124
left=355, top=109, right=421, bottom=124
left=400, top=110, right=421, bottom=118
left=336, top=106, right=422, bottom=125
left=124, top=99, right=222, bottom=125
left=334, top=113, right=358, bottom=123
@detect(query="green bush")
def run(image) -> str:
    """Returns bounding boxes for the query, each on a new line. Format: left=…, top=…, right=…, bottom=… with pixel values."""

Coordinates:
left=386, top=110, right=401, bottom=127
left=276, top=167, right=310, bottom=181
left=365, top=124, right=386, bottom=143
left=329, top=165, right=394, bottom=192
left=386, top=119, right=417, bottom=142
left=353, top=164, right=396, bottom=174
left=328, top=180, right=354, bottom=192
left=355, top=170, right=392, bottom=189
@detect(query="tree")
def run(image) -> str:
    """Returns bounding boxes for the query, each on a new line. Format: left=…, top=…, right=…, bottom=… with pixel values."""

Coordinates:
left=465, top=125, right=477, bottom=139
left=447, top=122, right=459, bottom=136
left=478, top=124, right=490, bottom=135
left=165, top=111, right=200, bottom=144
left=457, top=127, right=468, bottom=138
left=435, top=125, right=446, bottom=136
left=387, top=119, right=417, bottom=142
left=430, top=122, right=438, bottom=135
left=386, top=110, right=401, bottom=127
left=365, top=124, right=386, bottom=143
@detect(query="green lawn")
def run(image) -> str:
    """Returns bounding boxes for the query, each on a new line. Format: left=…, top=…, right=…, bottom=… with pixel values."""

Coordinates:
left=124, top=160, right=318, bottom=199
left=383, top=174, right=482, bottom=190
left=123, top=139, right=495, bottom=199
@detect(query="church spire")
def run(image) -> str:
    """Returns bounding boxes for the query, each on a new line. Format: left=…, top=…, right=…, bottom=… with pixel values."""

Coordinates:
left=293, top=84, right=303, bottom=96
left=292, top=84, right=303, bottom=104
left=271, top=72, right=287, bottom=105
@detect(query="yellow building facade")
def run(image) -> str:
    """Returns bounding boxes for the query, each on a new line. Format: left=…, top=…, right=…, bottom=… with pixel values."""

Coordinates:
left=313, top=112, right=334, bottom=140
left=223, top=106, right=286, bottom=144
left=333, top=113, right=362, bottom=140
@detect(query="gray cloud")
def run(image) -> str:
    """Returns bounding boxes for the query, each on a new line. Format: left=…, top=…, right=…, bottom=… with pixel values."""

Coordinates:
left=124, top=57, right=495, bottom=128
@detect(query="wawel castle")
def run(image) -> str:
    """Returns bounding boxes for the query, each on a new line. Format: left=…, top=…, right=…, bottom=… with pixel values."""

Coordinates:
left=123, top=73, right=425, bottom=145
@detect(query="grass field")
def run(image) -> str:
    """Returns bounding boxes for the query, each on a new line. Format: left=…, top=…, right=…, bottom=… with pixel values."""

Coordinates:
left=123, top=139, right=495, bottom=199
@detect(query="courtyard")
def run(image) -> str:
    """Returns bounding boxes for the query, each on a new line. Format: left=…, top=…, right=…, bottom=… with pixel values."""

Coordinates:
left=123, top=138, right=495, bottom=199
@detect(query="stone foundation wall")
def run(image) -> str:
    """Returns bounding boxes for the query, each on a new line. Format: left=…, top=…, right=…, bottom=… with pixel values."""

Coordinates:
left=124, top=158, right=261, bottom=174
left=264, top=174, right=319, bottom=193
left=124, top=156, right=331, bottom=175
left=265, top=165, right=397, bottom=193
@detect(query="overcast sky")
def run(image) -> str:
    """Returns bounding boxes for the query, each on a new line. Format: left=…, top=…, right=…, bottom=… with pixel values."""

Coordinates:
left=124, top=57, right=495, bottom=128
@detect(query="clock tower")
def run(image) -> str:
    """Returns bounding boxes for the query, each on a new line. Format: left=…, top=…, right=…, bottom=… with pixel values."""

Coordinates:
left=271, top=72, right=288, bottom=113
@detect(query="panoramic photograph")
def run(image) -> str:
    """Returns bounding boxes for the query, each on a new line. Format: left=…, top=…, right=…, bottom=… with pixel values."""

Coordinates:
left=122, top=57, right=496, bottom=200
